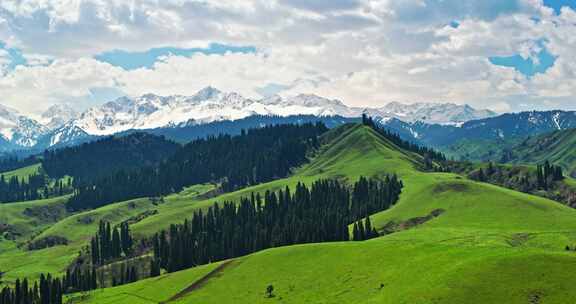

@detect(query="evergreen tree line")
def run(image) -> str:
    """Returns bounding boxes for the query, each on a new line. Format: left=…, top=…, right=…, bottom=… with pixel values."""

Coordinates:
left=0, top=172, right=45, bottom=203
left=0, top=171, right=73, bottom=204
left=0, top=156, right=38, bottom=173
left=62, top=267, right=97, bottom=294
left=362, top=114, right=447, bottom=163
left=67, top=123, right=328, bottom=211
left=0, top=274, right=62, bottom=304
left=151, top=176, right=402, bottom=274
left=469, top=161, right=564, bottom=192
left=91, top=221, right=134, bottom=266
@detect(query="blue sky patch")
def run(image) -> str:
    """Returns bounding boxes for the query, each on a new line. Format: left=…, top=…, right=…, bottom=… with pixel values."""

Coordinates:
left=0, top=42, right=27, bottom=70
left=449, top=20, right=460, bottom=28
left=489, top=44, right=556, bottom=77
left=543, top=0, right=576, bottom=14
left=95, top=43, right=257, bottom=70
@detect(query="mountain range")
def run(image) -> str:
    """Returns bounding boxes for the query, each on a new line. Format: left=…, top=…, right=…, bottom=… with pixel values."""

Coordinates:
left=0, top=87, right=497, bottom=152
left=381, top=110, right=576, bottom=147
left=2, top=87, right=576, bottom=156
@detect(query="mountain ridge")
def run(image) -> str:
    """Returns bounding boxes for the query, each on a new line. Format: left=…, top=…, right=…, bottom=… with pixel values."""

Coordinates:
left=0, top=87, right=496, bottom=152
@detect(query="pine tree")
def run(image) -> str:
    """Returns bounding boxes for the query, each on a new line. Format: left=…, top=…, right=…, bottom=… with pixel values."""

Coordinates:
left=353, top=222, right=360, bottom=241
left=150, top=259, right=161, bottom=277
left=112, top=227, right=121, bottom=259
left=365, top=217, right=374, bottom=240
left=358, top=220, right=366, bottom=241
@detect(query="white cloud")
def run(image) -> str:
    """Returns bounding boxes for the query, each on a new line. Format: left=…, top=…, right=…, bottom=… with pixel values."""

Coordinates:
left=0, top=58, right=124, bottom=112
left=0, top=0, right=575, bottom=114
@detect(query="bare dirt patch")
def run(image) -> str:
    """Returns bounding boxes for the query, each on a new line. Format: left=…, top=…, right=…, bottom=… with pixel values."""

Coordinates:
left=23, top=204, right=67, bottom=223
left=382, top=209, right=445, bottom=234
left=432, top=182, right=470, bottom=194
left=28, top=235, right=69, bottom=250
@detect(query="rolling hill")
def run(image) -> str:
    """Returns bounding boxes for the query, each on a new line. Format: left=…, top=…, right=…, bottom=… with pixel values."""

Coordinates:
left=444, top=127, right=576, bottom=178
left=503, top=128, right=576, bottom=178
left=3, top=124, right=576, bottom=303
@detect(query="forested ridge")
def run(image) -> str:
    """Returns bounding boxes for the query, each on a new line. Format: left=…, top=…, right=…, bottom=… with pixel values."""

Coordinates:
left=42, top=132, right=180, bottom=182
left=0, top=118, right=444, bottom=206
left=362, top=114, right=446, bottom=165
left=67, top=123, right=328, bottom=211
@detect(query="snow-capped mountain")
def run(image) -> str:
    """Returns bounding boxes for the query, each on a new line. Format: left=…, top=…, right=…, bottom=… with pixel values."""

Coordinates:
left=0, top=87, right=498, bottom=151
left=45, top=87, right=495, bottom=146
left=40, top=104, right=79, bottom=130
left=378, top=102, right=496, bottom=125
left=0, top=104, right=49, bottom=148
left=379, top=110, right=576, bottom=148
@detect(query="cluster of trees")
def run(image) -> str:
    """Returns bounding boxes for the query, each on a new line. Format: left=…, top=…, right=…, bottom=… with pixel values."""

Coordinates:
left=0, top=274, right=62, bottom=304
left=0, top=172, right=46, bottom=203
left=151, top=176, right=402, bottom=273
left=90, top=221, right=133, bottom=266
left=0, top=171, right=72, bottom=204
left=42, top=133, right=180, bottom=182
left=67, top=123, right=328, bottom=211
left=352, top=217, right=379, bottom=241
left=362, top=114, right=446, bottom=164
left=469, top=161, right=564, bottom=193
left=111, top=265, right=139, bottom=287
left=536, top=161, right=564, bottom=190
left=351, top=176, right=403, bottom=220
left=62, top=268, right=97, bottom=294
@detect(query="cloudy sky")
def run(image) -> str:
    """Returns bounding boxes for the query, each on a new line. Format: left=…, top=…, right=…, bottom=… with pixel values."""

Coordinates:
left=0, top=0, right=575, bottom=115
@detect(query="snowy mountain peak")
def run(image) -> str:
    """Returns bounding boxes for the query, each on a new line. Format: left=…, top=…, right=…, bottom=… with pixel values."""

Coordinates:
left=0, top=104, right=49, bottom=147
left=192, top=86, right=222, bottom=101
left=41, top=104, right=79, bottom=130
left=0, top=87, right=492, bottom=148
left=50, top=88, right=496, bottom=141
left=379, top=101, right=496, bottom=125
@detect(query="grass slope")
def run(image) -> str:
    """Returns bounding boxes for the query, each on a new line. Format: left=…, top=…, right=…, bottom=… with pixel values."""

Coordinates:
left=445, top=128, right=576, bottom=178
left=506, top=128, right=576, bottom=178
left=1, top=125, right=418, bottom=283
left=0, top=195, right=69, bottom=280
left=68, top=125, right=576, bottom=304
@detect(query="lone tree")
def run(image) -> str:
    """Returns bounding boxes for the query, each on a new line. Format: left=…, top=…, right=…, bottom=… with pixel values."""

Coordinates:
left=266, top=284, right=274, bottom=298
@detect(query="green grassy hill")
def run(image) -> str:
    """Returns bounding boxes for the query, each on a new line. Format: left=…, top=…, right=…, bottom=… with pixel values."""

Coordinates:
left=5, top=124, right=576, bottom=303
left=59, top=124, right=576, bottom=304
left=2, top=125, right=415, bottom=283
left=441, top=137, right=518, bottom=161
left=445, top=128, right=576, bottom=178
left=505, top=128, right=576, bottom=178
